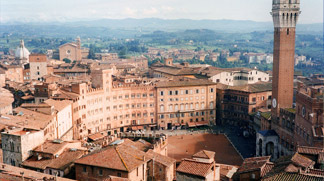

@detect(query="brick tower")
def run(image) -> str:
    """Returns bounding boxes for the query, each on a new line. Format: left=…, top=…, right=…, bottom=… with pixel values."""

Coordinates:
left=271, top=0, right=301, bottom=118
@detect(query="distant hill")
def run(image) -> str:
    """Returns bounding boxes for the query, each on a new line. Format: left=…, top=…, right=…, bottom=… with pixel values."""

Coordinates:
left=2, top=18, right=323, bottom=34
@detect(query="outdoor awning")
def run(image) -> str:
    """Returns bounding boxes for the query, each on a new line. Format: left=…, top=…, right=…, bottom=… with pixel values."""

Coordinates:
left=187, top=122, right=196, bottom=128
left=174, top=123, right=181, bottom=127
left=131, top=126, right=144, bottom=130
left=196, top=121, right=209, bottom=126
left=88, top=133, right=105, bottom=141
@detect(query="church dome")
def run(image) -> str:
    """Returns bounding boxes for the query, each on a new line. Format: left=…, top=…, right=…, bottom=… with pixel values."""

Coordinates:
left=15, top=40, right=30, bottom=61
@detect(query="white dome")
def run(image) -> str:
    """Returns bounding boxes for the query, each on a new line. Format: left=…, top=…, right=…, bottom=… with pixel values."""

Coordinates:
left=15, top=40, right=30, bottom=61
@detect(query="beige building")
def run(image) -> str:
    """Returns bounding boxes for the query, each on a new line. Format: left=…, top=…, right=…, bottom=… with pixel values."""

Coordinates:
left=0, top=69, right=5, bottom=87
left=2, top=129, right=45, bottom=166
left=0, top=88, right=14, bottom=115
left=200, top=67, right=270, bottom=86
left=95, top=53, right=118, bottom=61
left=0, top=65, right=24, bottom=83
left=156, top=79, right=217, bottom=130
left=59, top=37, right=89, bottom=61
left=29, top=54, right=48, bottom=81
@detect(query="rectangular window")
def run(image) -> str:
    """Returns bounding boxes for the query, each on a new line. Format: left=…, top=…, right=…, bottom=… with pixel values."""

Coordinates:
left=98, top=169, right=103, bottom=176
left=210, top=88, right=214, bottom=93
left=160, top=91, right=164, bottom=96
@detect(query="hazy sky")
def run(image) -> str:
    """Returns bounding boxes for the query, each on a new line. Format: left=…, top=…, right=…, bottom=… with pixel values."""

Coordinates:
left=1, top=0, right=323, bottom=24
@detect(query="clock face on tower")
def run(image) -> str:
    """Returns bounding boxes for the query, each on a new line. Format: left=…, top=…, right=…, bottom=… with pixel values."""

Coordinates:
left=272, top=98, right=277, bottom=108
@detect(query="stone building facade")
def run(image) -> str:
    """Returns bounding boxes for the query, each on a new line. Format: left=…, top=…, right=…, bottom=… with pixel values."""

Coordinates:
left=156, top=79, right=217, bottom=130
left=2, top=129, right=45, bottom=166
left=59, top=37, right=89, bottom=61
left=29, top=54, right=48, bottom=81
left=294, top=80, right=323, bottom=148
left=217, top=82, right=272, bottom=126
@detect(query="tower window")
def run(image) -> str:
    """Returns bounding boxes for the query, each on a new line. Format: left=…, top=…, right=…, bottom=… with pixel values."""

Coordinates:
left=287, top=28, right=289, bottom=35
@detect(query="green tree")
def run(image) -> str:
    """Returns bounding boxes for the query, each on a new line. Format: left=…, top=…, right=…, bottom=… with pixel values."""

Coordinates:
left=63, top=58, right=71, bottom=63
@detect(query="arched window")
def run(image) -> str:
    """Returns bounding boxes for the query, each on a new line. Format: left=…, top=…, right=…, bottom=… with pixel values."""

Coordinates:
left=175, top=104, right=179, bottom=111
left=259, top=139, right=263, bottom=156
left=185, top=104, right=189, bottom=110
left=10, top=142, right=14, bottom=152
left=201, top=102, right=205, bottom=109
left=160, top=105, right=164, bottom=112
left=190, top=103, right=193, bottom=109
left=287, top=28, right=289, bottom=35
left=180, top=104, right=184, bottom=111
left=195, top=103, right=199, bottom=109
left=169, top=104, right=173, bottom=111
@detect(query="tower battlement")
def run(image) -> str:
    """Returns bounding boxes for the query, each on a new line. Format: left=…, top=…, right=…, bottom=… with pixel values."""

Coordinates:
left=271, top=0, right=301, bottom=28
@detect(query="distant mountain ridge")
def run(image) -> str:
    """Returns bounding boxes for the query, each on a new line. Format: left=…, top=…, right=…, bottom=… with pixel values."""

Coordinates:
left=3, top=18, right=323, bottom=33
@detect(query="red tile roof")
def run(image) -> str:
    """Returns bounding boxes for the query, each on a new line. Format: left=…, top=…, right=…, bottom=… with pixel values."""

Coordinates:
left=192, top=150, right=215, bottom=160
left=308, top=169, right=324, bottom=177
left=291, top=153, right=315, bottom=169
left=146, top=150, right=176, bottom=167
left=22, top=149, right=84, bottom=170
left=261, top=163, right=274, bottom=177
left=238, top=156, right=271, bottom=173
left=176, top=158, right=214, bottom=178
left=75, top=141, right=147, bottom=172
left=262, top=172, right=324, bottom=181
left=297, top=146, right=324, bottom=155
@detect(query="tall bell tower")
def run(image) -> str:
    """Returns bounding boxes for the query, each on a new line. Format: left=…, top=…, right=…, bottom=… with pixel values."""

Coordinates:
left=271, top=0, right=301, bottom=118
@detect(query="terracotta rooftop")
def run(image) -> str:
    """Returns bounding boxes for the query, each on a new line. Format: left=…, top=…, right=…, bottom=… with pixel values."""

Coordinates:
left=261, top=162, right=275, bottom=177
left=219, top=164, right=238, bottom=180
left=133, top=139, right=152, bottom=152
left=153, top=66, right=198, bottom=76
left=88, top=132, right=106, bottom=141
left=44, top=99, right=72, bottom=112
left=238, top=156, right=271, bottom=173
left=155, top=78, right=216, bottom=88
left=229, top=82, right=272, bottom=93
left=176, top=158, right=214, bottom=178
left=0, top=107, right=54, bottom=131
left=52, top=89, right=79, bottom=100
left=146, top=150, right=176, bottom=167
left=308, top=168, right=324, bottom=177
left=297, top=146, right=324, bottom=155
left=34, top=140, right=68, bottom=155
left=291, top=153, right=315, bottom=169
left=262, top=172, right=324, bottom=181
left=75, top=141, right=147, bottom=172
left=22, top=149, right=84, bottom=170
left=192, top=150, right=215, bottom=160
left=0, top=163, right=74, bottom=181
